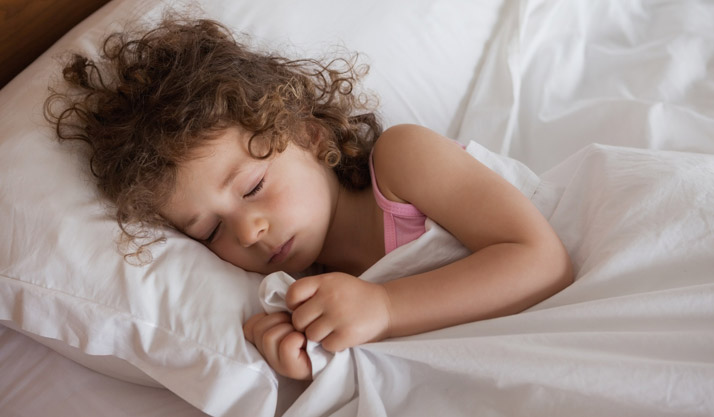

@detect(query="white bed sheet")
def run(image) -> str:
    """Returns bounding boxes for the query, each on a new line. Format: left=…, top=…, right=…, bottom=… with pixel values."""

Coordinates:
left=457, top=0, right=714, bottom=172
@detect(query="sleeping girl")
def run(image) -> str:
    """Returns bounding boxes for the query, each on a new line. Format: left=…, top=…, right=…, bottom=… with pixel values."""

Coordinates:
left=45, top=17, right=573, bottom=381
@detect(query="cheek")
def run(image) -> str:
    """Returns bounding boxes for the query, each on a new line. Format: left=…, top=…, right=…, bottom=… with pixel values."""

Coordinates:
left=279, top=176, right=330, bottom=220
left=210, top=242, right=258, bottom=270
left=209, top=240, right=236, bottom=263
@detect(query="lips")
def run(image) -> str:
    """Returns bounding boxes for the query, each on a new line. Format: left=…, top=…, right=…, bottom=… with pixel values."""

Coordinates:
left=268, top=237, right=294, bottom=264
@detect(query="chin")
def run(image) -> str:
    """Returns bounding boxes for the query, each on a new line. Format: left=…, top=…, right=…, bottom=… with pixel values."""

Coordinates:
left=282, top=256, right=316, bottom=276
left=252, top=262, right=299, bottom=276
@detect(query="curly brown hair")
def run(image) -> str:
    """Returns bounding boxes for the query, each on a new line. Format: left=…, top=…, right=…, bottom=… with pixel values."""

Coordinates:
left=45, top=16, right=382, bottom=261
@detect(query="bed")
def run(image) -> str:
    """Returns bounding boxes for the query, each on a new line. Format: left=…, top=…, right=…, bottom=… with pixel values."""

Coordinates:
left=1, top=0, right=713, bottom=416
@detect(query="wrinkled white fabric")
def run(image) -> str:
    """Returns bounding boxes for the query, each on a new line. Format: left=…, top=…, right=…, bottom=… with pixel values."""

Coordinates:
left=458, top=0, right=714, bottom=173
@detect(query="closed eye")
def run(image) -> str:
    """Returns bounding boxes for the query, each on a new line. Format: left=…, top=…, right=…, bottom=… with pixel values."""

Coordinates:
left=204, top=222, right=221, bottom=244
left=244, top=178, right=264, bottom=198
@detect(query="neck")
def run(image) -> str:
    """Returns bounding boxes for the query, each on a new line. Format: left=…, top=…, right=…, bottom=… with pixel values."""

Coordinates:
left=317, top=185, right=384, bottom=275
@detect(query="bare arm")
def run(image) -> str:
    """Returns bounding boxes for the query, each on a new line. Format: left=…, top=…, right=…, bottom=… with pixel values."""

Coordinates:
left=372, top=124, right=573, bottom=337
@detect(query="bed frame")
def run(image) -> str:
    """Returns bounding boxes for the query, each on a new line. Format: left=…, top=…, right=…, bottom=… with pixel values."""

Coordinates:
left=0, top=0, right=111, bottom=88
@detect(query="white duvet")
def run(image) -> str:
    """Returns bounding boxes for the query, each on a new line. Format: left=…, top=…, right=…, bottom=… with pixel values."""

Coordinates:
left=259, top=142, right=714, bottom=417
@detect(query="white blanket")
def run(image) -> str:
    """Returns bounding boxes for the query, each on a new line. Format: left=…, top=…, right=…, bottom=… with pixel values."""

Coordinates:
left=259, top=142, right=714, bottom=417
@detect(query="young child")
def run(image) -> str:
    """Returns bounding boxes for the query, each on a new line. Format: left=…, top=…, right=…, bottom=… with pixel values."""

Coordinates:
left=46, top=17, right=573, bottom=381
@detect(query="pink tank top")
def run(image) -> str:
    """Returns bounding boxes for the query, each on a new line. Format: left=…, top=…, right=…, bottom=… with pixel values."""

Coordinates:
left=369, top=153, right=427, bottom=254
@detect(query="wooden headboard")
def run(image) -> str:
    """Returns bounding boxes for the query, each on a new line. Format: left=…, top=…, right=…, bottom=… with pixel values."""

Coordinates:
left=0, top=0, right=112, bottom=88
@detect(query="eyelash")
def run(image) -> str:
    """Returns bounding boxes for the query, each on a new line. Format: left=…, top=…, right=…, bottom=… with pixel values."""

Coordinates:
left=244, top=178, right=264, bottom=198
left=204, top=223, right=220, bottom=244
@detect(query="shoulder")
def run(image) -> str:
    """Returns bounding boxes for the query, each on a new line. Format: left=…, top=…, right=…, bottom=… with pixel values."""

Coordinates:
left=371, top=124, right=463, bottom=204
left=372, top=124, right=443, bottom=157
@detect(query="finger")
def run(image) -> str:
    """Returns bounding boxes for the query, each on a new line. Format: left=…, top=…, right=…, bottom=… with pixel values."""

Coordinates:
left=249, top=312, right=291, bottom=351
left=280, top=331, right=307, bottom=355
left=303, top=316, right=335, bottom=344
left=259, top=323, right=296, bottom=367
left=242, top=313, right=267, bottom=344
left=320, top=331, right=350, bottom=353
left=286, top=275, right=322, bottom=311
left=291, top=300, right=324, bottom=332
left=280, top=332, right=312, bottom=380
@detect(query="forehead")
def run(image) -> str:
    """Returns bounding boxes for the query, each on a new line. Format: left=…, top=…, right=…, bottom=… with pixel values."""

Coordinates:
left=189, top=126, right=252, bottom=160
left=160, top=127, right=255, bottom=224
left=174, top=130, right=249, bottom=189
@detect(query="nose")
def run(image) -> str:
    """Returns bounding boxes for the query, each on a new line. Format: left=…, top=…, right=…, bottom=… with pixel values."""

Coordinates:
left=233, top=213, right=268, bottom=248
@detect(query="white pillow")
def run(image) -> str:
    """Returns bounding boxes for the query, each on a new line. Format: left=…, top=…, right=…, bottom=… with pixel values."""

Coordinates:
left=0, top=0, right=504, bottom=415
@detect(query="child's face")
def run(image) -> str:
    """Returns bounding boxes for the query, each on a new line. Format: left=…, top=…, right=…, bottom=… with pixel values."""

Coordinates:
left=160, top=126, right=338, bottom=274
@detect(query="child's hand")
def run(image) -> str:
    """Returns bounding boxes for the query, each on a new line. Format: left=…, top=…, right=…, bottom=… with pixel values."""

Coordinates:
left=286, top=272, right=392, bottom=352
left=243, top=312, right=312, bottom=380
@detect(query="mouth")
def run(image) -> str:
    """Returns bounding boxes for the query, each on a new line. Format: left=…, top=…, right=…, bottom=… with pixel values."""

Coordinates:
left=268, top=237, right=294, bottom=265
